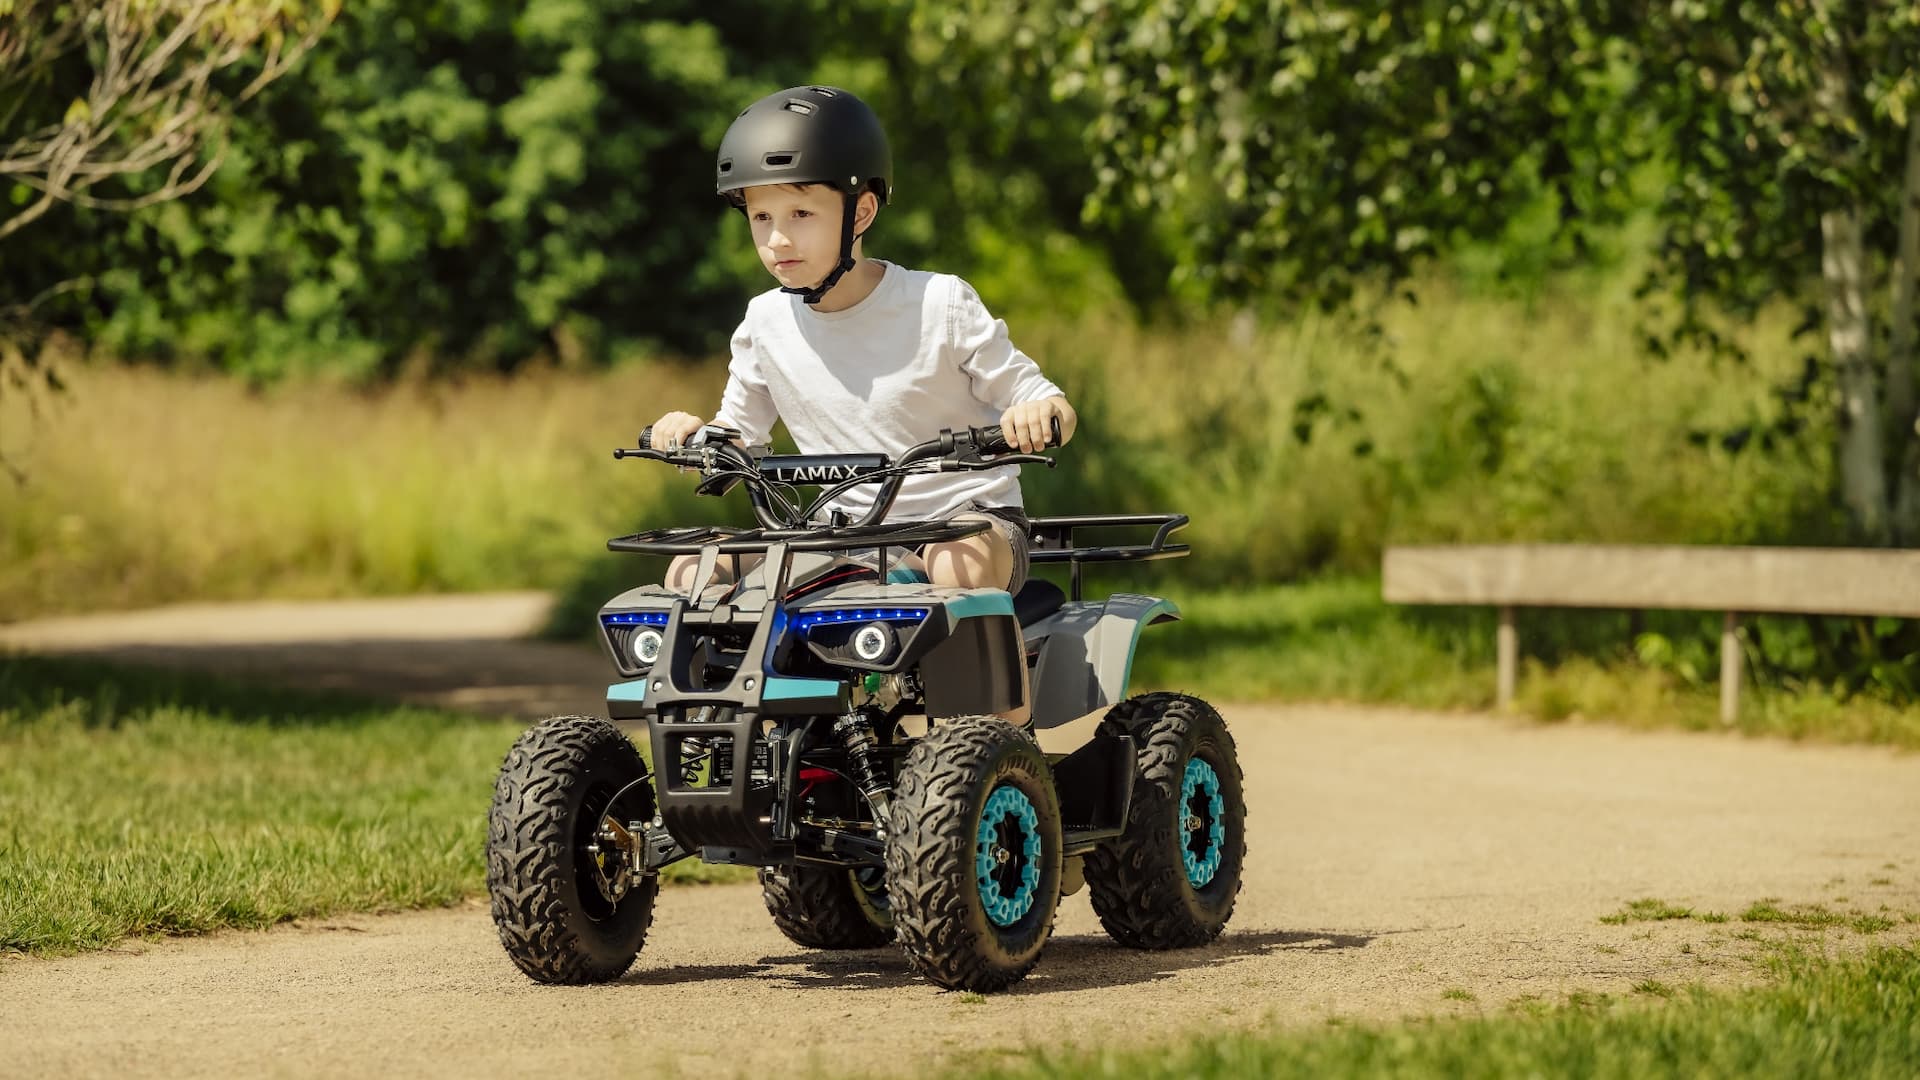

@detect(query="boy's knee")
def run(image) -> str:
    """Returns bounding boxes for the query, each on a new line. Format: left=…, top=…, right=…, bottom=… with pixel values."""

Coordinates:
left=665, top=554, right=717, bottom=594
left=925, top=531, right=1012, bottom=590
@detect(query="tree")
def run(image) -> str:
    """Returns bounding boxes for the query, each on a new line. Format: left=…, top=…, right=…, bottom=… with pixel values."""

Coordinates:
left=1626, top=1, right=1920, bottom=542
left=1, top=0, right=336, bottom=241
left=935, top=1, right=1640, bottom=308
left=986, top=0, right=1920, bottom=542
left=1, top=0, right=335, bottom=477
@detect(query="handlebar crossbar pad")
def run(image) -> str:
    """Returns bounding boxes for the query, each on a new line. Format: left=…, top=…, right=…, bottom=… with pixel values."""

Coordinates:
left=757, top=454, right=889, bottom=484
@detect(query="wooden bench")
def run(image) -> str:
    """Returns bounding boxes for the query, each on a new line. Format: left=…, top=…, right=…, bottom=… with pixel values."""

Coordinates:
left=1381, top=544, right=1920, bottom=722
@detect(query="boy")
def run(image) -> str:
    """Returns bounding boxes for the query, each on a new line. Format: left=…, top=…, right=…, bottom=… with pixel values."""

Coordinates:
left=648, top=85, right=1076, bottom=596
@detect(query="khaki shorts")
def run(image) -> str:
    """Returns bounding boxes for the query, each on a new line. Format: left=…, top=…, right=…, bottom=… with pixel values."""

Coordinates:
left=843, top=504, right=1031, bottom=592
left=949, top=504, right=1031, bottom=593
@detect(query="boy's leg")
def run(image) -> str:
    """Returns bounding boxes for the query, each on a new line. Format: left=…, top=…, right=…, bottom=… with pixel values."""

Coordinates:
left=665, top=552, right=763, bottom=594
left=923, top=512, right=1032, bottom=728
left=921, top=517, right=1013, bottom=590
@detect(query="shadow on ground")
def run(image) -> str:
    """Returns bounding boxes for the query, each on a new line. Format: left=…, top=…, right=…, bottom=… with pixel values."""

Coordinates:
left=1, top=641, right=608, bottom=724
left=616, top=927, right=1382, bottom=994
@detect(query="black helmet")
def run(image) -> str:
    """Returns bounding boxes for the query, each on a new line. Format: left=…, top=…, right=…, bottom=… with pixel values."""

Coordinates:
left=715, top=86, right=891, bottom=305
left=715, top=86, right=892, bottom=208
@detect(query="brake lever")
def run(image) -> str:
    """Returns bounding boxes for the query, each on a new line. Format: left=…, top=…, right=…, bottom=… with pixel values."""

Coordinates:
left=940, top=452, right=1055, bottom=471
left=1000, top=453, right=1057, bottom=469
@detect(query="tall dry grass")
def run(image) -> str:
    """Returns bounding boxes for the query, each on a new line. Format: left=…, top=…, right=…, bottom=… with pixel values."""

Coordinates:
left=1020, top=278, right=1835, bottom=585
left=1, top=278, right=1838, bottom=619
left=1, top=361, right=717, bottom=619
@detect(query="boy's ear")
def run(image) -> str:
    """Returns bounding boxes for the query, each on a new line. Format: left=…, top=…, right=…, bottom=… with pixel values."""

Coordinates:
left=854, top=190, right=880, bottom=237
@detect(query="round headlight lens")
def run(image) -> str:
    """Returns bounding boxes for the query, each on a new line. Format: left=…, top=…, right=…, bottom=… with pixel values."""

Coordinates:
left=632, top=628, right=664, bottom=666
left=851, top=622, right=894, bottom=663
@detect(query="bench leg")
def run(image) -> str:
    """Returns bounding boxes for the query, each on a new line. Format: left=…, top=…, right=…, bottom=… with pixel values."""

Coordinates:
left=1720, top=611, right=1741, bottom=726
left=1497, top=605, right=1517, bottom=710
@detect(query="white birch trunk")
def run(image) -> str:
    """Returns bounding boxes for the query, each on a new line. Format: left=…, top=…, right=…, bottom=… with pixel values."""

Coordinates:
left=1815, top=40, right=1889, bottom=541
left=1822, top=207, right=1888, bottom=541
left=1890, top=109, right=1920, bottom=542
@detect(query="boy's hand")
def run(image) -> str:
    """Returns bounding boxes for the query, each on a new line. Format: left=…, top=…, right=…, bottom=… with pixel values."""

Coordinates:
left=648, top=411, right=706, bottom=450
left=999, top=396, right=1077, bottom=453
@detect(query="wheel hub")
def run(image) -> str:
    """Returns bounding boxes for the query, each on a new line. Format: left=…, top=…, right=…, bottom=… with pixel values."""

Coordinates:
left=586, top=816, right=637, bottom=905
left=975, top=784, right=1042, bottom=927
left=1179, top=757, right=1226, bottom=888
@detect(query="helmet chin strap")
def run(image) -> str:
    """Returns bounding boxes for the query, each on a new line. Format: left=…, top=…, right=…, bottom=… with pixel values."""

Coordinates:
left=782, top=191, right=861, bottom=306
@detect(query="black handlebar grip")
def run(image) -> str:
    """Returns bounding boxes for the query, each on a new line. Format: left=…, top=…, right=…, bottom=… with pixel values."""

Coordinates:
left=638, top=425, right=655, bottom=451
left=975, top=416, right=1063, bottom=454
left=976, top=425, right=1014, bottom=455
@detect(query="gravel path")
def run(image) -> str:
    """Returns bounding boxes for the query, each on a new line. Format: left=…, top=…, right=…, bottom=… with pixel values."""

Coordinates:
left=4, top=595, right=1917, bottom=1078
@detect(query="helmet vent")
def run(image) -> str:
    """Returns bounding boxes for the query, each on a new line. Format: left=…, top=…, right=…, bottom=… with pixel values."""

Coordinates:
left=808, top=86, right=837, bottom=97
left=763, top=152, right=798, bottom=169
left=782, top=99, right=815, bottom=115
left=718, top=158, right=733, bottom=174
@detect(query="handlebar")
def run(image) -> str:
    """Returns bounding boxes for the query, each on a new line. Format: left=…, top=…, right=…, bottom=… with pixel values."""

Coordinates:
left=618, top=417, right=1062, bottom=530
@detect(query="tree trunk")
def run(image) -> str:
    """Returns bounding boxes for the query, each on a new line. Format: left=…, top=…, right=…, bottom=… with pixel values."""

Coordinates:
left=1814, top=32, right=1889, bottom=543
left=1890, top=108, right=1920, bottom=543
left=1821, top=207, right=1888, bottom=542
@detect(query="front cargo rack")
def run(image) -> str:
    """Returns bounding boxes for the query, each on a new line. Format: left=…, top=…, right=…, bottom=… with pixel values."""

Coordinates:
left=608, top=519, right=989, bottom=557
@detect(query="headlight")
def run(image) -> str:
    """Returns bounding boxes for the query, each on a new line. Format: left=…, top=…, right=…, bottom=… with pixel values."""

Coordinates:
left=632, top=628, right=664, bottom=666
left=794, top=607, right=926, bottom=668
left=601, top=611, right=669, bottom=673
left=851, top=622, right=894, bottom=662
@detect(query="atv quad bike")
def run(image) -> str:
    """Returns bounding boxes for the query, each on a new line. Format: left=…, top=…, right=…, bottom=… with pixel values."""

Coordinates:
left=486, top=422, right=1246, bottom=992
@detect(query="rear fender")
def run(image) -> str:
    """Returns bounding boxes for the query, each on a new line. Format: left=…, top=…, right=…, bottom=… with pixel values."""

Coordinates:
left=1025, top=593, right=1180, bottom=730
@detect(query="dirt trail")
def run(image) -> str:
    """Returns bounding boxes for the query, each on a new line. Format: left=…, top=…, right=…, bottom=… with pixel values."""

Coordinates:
left=4, top=595, right=1918, bottom=1079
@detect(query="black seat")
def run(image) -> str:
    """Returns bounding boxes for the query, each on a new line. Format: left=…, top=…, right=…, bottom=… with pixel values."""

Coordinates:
left=1012, top=578, right=1066, bottom=626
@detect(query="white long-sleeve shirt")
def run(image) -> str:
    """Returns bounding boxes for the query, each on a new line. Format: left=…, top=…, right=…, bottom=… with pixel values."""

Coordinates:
left=712, top=261, right=1064, bottom=523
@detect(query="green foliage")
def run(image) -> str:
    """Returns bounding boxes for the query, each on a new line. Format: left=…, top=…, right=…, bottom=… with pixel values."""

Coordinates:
left=1636, top=614, right=1920, bottom=702
left=938, top=0, right=1643, bottom=309
left=961, top=1, right=1920, bottom=539
left=1627, top=2, right=1920, bottom=340
left=0, top=654, right=737, bottom=956
left=957, top=947, right=1920, bottom=1080
left=6, top=0, right=831, bottom=373
left=3, top=0, right=1133, bottom=375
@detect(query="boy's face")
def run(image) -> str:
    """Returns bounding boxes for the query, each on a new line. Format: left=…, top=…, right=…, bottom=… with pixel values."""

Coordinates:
left=741, top=184, right=868, bottom=290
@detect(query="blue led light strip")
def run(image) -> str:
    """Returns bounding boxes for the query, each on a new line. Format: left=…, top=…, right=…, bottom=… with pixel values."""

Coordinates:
left=601, top=612, right=670, bottom=627
left=791, top=607, right=929, bottom=632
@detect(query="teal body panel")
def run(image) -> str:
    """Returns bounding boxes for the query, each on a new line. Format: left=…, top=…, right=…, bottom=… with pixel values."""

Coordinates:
left=606, top=675, right=843, bottom=713
left=945, top=592, right=1015, bottom=620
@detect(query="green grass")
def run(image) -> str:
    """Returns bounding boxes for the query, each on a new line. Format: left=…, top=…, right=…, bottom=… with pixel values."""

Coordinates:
left=1741, top=901, right=1901, bottom=935
left=0, top=655, right=736, bottom=957
left=1601, top=899, right=1707, bottom=925
left=951, top=947, right=1920, bottom=1079
left=1117, top=579, right=1920, bottom=748
left=1594, top=896, right=1907, bottom=937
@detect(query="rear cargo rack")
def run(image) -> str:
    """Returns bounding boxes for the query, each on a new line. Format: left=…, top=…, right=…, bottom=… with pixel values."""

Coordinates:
left=1027, top=514, right=1190, bottom=600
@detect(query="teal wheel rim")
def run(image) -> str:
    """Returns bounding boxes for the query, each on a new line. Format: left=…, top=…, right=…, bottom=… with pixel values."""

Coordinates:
left=975, top=784, right=1042, bottom=927
left=1180, top=757, right=1226, bottom=887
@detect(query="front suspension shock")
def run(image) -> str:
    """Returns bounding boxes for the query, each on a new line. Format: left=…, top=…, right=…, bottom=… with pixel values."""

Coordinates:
left=833, top=709, right=893, bottom=834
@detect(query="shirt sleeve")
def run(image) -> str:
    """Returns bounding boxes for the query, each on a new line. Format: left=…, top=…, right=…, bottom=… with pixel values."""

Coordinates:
left=712, top=317, right=779, bottom=445
left=948, top=277, right=1064, bottom=410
